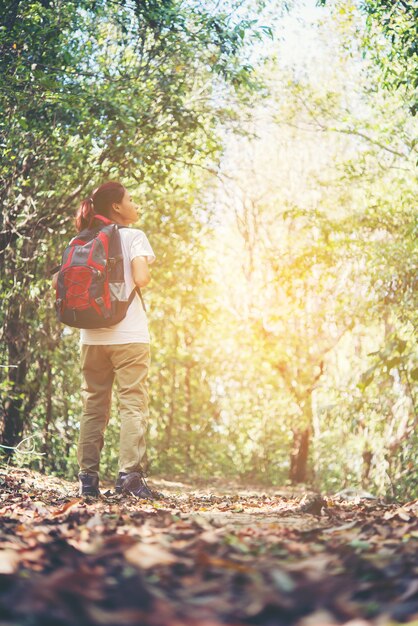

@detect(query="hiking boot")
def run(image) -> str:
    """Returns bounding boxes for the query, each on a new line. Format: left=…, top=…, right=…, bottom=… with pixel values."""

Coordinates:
left=115, top=471, right=128, bottom=494
left=115, top=469, right=156, bottom=499
left=78, top=472, right=100, bottom=497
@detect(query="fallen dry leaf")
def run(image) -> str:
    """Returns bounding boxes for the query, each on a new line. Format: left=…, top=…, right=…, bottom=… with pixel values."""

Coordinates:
left=52, top=498, right=82, bottom=517
left=124, top=541, right=178, bottom=569
left=0, top=548, right=20, bottom=574
left=0, top=467, right=417, bottom=626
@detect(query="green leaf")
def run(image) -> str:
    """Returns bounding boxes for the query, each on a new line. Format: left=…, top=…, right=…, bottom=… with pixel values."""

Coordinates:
left=410, top=368, right=418, bottom=381
left=349, top=540, right=370, bottom=551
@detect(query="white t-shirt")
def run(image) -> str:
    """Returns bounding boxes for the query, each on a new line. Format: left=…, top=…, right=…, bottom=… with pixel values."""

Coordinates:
left=80, top=228, right=156, bottom=345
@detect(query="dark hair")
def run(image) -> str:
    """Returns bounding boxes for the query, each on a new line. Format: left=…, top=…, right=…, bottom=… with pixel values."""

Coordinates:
left=75, top=181, right=126, bottom=232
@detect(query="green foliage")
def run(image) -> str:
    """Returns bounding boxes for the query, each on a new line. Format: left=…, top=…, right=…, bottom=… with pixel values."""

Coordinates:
left=191, top=1, right=418, bottom=496
left=319, top=0, right=418, bottom=114
left=362, top=0, right=418, bottom=114
left=0, top=0, right=269, bottom=472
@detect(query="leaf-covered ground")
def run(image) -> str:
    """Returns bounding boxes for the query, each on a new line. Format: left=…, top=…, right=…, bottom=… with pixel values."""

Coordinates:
left=0, top=467, right=417, bottom=626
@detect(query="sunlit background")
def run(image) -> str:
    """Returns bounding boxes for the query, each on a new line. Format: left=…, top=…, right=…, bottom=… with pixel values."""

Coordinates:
left=1, top=0, right=417, bottom=498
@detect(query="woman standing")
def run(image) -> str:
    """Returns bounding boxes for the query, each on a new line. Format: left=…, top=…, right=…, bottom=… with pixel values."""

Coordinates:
left=53, top=181, right=157, bottom=498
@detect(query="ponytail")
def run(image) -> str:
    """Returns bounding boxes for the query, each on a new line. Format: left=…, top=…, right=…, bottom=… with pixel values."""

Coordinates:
left=74, top=181, right=126, bottom=232
left=75, top=197, right=95, bottom=232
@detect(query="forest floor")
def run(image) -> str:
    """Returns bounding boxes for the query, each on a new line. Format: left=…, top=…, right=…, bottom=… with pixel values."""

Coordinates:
left=0, top=467, right=417, bottom=626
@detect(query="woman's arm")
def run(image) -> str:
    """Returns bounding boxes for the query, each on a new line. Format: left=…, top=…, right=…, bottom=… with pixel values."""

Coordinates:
left=52, top=272, right=59, bottom=289
left=131, top=256, right=151, bottom=288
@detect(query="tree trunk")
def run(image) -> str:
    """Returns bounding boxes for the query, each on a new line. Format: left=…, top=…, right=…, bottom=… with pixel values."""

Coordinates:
left=164, top=330, right=178, bottom=449
left=289, top=426, right=311, bottom=483
left=41, top=358, right=53, bottom=469
left=185, top=362, right=193, bottom=466
left=1, top=232, right=38, bottom=454
left=289, top=395, right=313, bottom=483
left=1, top=306, right=29, bottom=454
left=362, top=448, right=373, bottom=486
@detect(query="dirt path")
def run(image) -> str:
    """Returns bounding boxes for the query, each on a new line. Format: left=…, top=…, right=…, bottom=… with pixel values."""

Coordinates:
left=0, top=467, right=417, bottom=625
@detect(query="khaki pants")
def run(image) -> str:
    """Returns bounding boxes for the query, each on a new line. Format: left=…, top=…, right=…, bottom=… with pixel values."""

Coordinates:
left=77, top=343, right=150, bottom=476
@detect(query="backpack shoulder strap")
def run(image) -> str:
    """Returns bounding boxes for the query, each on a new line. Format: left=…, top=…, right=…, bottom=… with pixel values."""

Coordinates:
left=135, top=286, right=146, bottom=312
left=50, top=264, right=61, bottom=276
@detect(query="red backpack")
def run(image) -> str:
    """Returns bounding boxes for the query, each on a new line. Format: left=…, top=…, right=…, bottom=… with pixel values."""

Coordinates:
left=54, top=215, right=144, bottom=329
